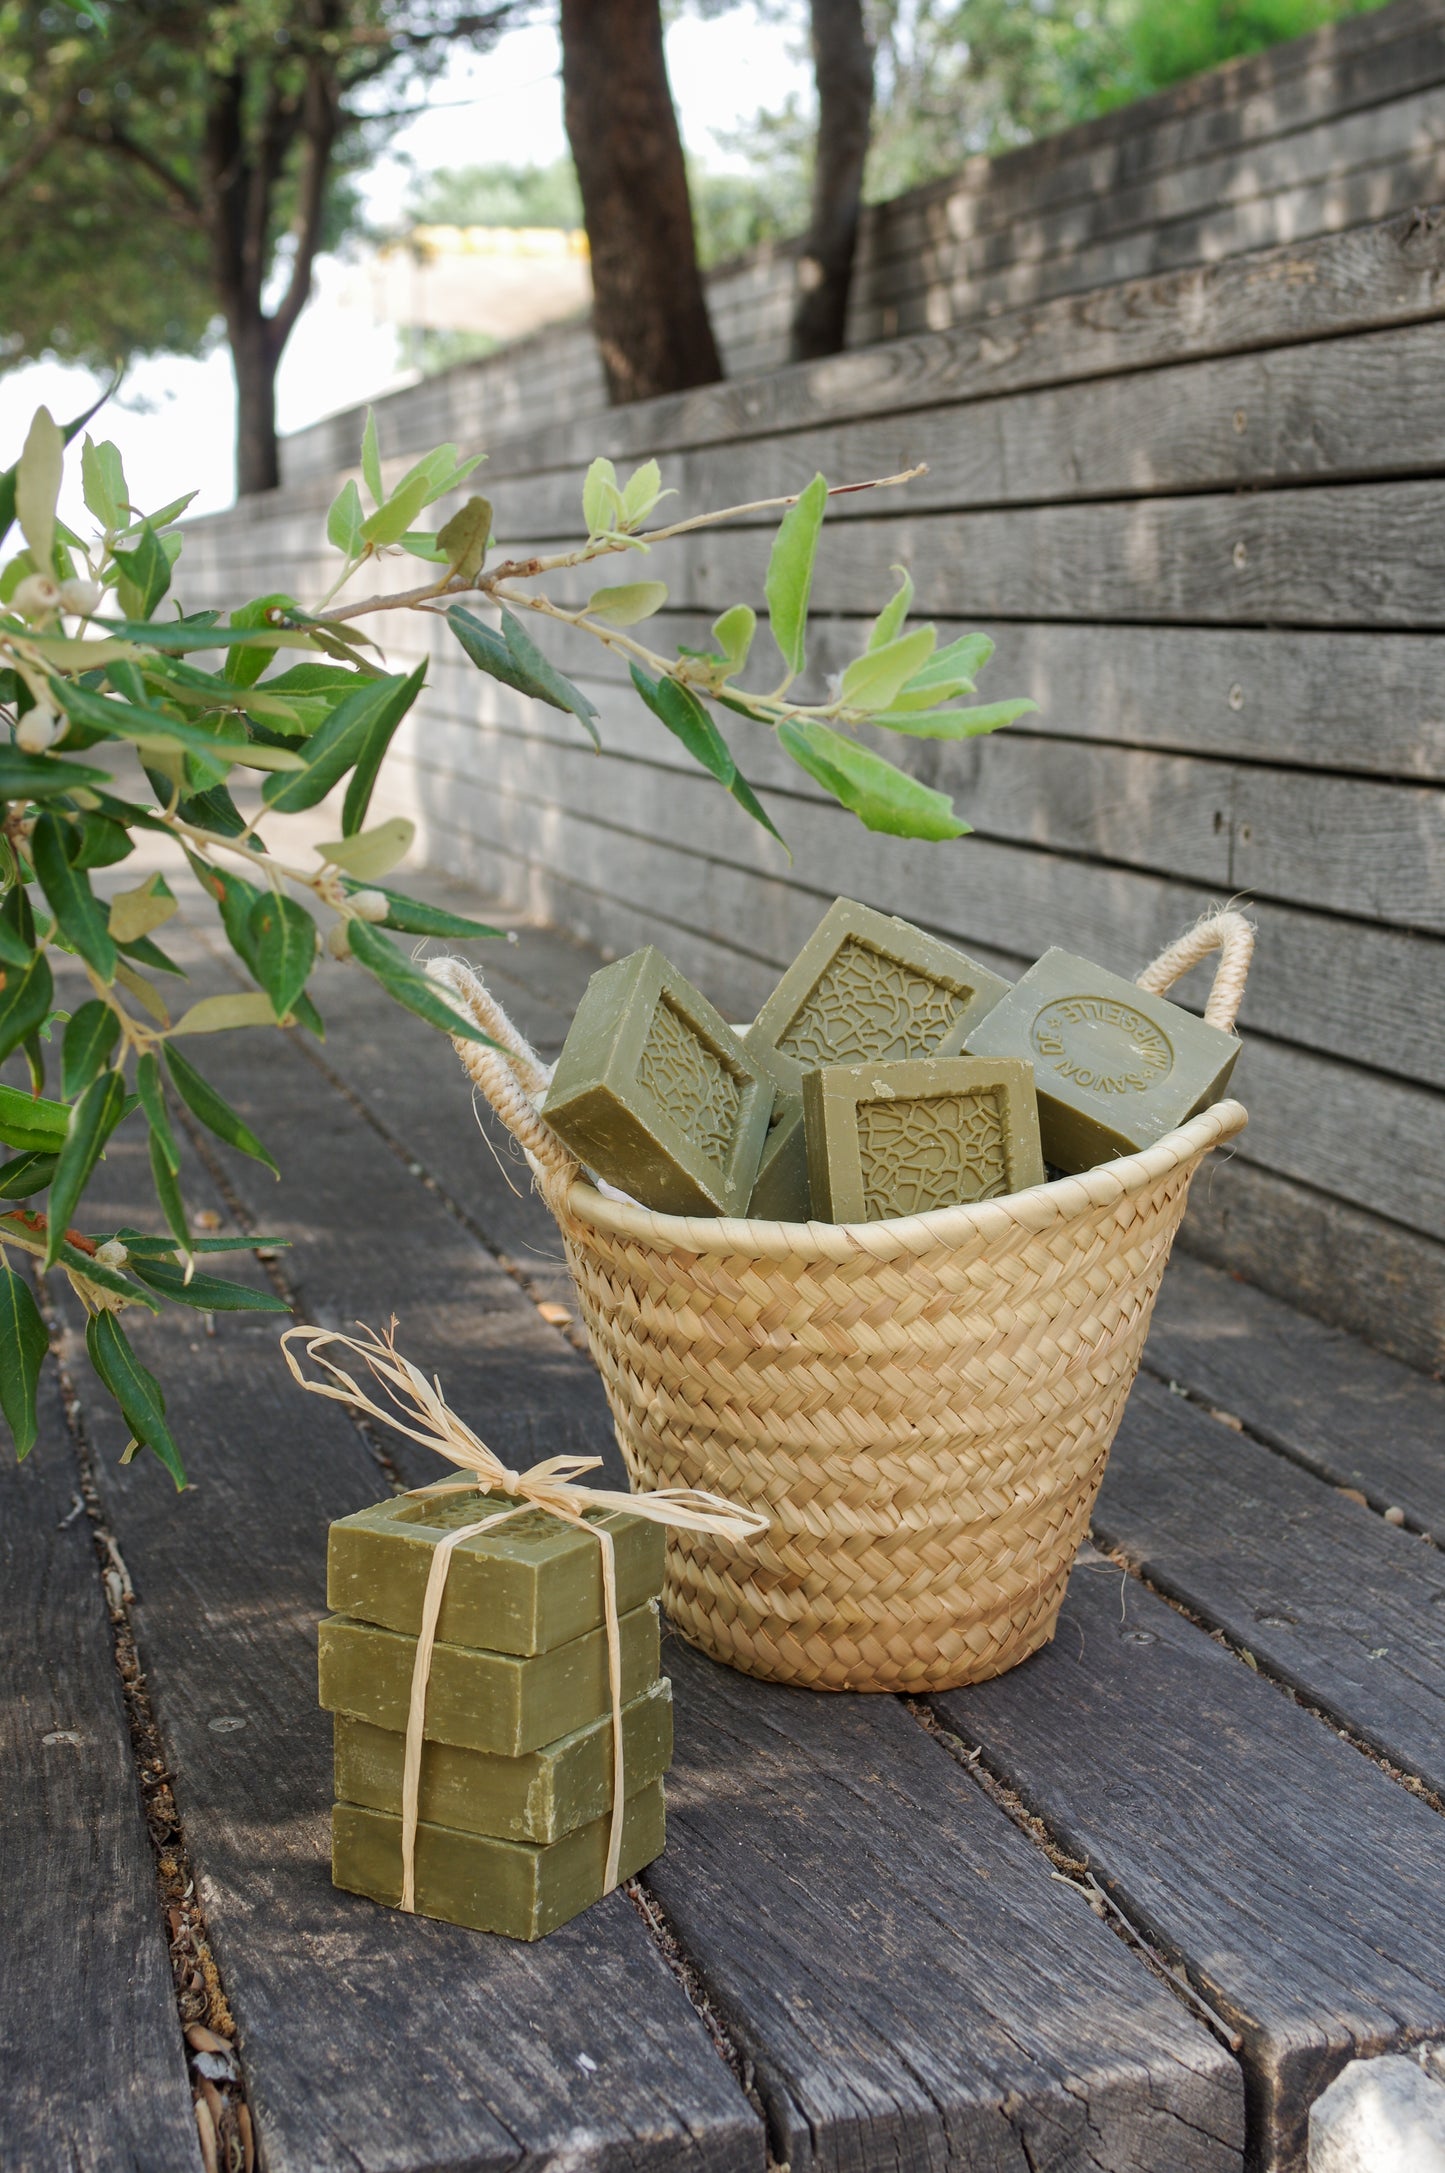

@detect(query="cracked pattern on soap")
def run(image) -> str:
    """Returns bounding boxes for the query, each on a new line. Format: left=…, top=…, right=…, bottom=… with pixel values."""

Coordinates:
left=637, top=996, right=741, bottom=1169
left=857, top=1089, right=1008, bottom=1217
left=778, top=939, right=965, bottom=1067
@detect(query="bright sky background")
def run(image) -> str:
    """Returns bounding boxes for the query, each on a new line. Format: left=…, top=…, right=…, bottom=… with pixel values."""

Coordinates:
left=0, top=9, right=808, bottom=530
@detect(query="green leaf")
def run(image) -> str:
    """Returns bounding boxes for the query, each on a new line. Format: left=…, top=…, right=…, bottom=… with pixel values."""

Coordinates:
left=81, top=437, right=128, bottom=531
left=162, top=1044, right=277, bottom=1174
left=31, top=811, right=116, bottom=981
left=148, top=1127, right=191, bottom=1254
left=435, top=495, right=492, bottom=583
left=107, top=1228, right=288, bottom=1257
left=62, top=1001, right=121, bottom=1097
left=586, top=581, right=667, bottom=626
left=867, top=567, right=915, bottom=651
left=53, top=1235, right=154, bottom=1308
left=0, top=950, right=54, bottom=1068
left=170, top=992, right=279, bottom=1036
left=128, top=1256, right=289, bottom=1314
left=111, top=523, right=172, bottom=618
left=398, top=531, right=449, bottom=565
left=108, top=873, right=177, bottom=946
left=71, top=811, right=133, bottom=871
left=838, top=626, right=938, bottom=714
left=0, top=1261, right=48, bottom=1458
left=136, top=1053, right=180, bottom=1174
left=318, top=817, right=415, bottom=880
left=0, top=384, right=111, bottom=555
left=897, top=633, right=995, bottom=702
left=350, top=886, right=505, bottom=939
left=346, top=921, right=502, bottom=1048
left=0, top=1083, right=70, bottom=1152
left=711, top=605, right=756, bottom=676
left=868, top=698, right=1037, bottom=739
left=360, top=469, right=435, bottom=549
left=327, top=478, right=365, bottom=557
left=0, top=890, right=34, bottom=971
left=0, top=1151, right=58, bottom=1199
left=53, top=679, right=248, bottom=778
left=246, top=892, right=317, bottom=1021
left=777, top=719, right=969, bottom=841
left=45, top=1067, right=128, bottom=1268
left=220, top=595, right=302, bottom=690
left=261, top=666, right=424, bottom=820
left=448, top=607, right=550, bottom=699
left=16, top=408, right=64, bottom=574
left=499, top=611, right=600, bottom=748
left=629, top=668, right=785, bottom=847
left=765, top=473, right=828, bottom=681
left=583, top=457, right=621, bottom=535
left=84, top=1311, right=184, bottom=1486
left=342, top=661, right=426, bottom=835
left=101, top=617, right=313, bottom=658
left=361, top=409, right=384, bottom=506
left=0, top=747, right=113, bottom=800
left=619, top=459, right=669, bottom=528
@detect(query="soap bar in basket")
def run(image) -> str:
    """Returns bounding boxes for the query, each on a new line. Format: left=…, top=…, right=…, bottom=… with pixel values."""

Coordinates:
left=332, top=1780, right=666, bottom=1942
left=747, top=1090, right=810, bottom=1220
left=963, top=948, right=1241, bottom=1171
left=542, top=947, right=776, bottom=1215
left=748, top=898, right=1011, bottom=1097
left=804, top=1057, right=1045, bottom=1223
left=318, top=1601, right=662, bottom=1757
left=328, top=1491, right=665, bottom=1656
left=334, top=1677, right=673, bottom=1845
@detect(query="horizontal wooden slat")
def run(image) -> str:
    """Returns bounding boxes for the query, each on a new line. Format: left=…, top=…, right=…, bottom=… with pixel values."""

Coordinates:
left=936, top=1550, right=1445, bottom=2173
left=396, top=691, right=1445, bottom=1069
left=487, top=322, right=1445, bottom=543
left=1145, top=1254, right=1445, bottom=1536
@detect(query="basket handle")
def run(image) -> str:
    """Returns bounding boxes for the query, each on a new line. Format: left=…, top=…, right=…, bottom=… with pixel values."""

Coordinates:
left=1135, top=909, right=1253, bottom=1033
left=426, top=955, right=578, bottom=1191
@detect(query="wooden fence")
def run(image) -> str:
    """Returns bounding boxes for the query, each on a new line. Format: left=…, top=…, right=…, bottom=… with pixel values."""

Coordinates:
left=184, top=15, right=1445, bottom=1372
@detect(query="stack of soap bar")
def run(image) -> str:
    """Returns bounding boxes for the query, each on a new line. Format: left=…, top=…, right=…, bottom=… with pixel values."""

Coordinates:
left=742, top=900, right=1012, bottom=1220
left=963, top=947, right=1241, bottom=1171
left=321, top=1490, right=671, bottom=1940
left=542, top=947, right=776, bottom=1215
left=804, top=1057, right=1045, bottom=1223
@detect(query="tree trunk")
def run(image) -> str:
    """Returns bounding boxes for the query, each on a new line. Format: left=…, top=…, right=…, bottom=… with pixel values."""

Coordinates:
left=230, top=313, right=281, bottom=496
left=791, top=0, right=875, bottom=363
left=559, top=0, right=722, bottom=405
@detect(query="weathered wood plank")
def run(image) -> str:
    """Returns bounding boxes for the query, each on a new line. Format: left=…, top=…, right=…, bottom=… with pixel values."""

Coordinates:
left=1092, top=1374, right=1445, bottom=1792
left=1177, top=1149, right=1445, bottom=1375
left=0, top=1361, right=202, bottom=2173
left=486, top=320, right=1445, bottom=541
left=530, top=481, right=1445, bottom=633
left=933, top=1549, right=1445, bottom=2173
left=648, top=1635, right=1243, bottom=2173
left=1144, top=1254, right=1445, bottom=1533
left=58, top=1117, right=764, bottom=2173
left=462, top=604, right=1445, bottom=783
left=411, top=669, right=1445, bottom=941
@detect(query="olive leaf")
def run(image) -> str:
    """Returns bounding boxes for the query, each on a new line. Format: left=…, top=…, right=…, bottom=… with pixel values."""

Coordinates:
left=765, top=474, right=828, bottom=680
left=586, top=581, right=668, bottom=626
left=778, top=719, right=969, bottom=841
left=0, top=1261, right=49, bottom=1459
left=435, top=495, right=492, bottom=583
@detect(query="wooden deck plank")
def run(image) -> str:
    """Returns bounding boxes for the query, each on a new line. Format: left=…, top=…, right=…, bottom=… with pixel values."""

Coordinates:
left=1094, top=1375, right=1445, bottom=1792
left=58, top=1132, right=764, bottom=2173
left=932, top=1550, right=1445, bottom=2173
left=1144, top=1254, right=1445, bottom=1536
left=0, top=1360, right=201, bottom=2173
left=649, top=1634, right=1244, bottom=2173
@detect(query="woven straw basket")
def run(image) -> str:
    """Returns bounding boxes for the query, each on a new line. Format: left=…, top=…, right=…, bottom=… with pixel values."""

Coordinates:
left=431, top=910, right=1251, bottom=1694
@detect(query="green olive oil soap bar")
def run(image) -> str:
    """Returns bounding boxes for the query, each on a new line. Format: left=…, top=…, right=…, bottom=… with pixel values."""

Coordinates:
left=748, top=898, right=1011, bottom=1096
left=332, top=1779, right=666, bottom=1941
left=803, top=1057, right=1045, bottom=1223
left=333, top=1676, right=673, bottom=1844
left=541, top=947, right=776, bottom=1214
left=746, top=1092, right=810, bottom=1220
left=328, top=1491, right=665, bottom=1656
left=963, top=948, right=1241, bottom=1171
left=318, top=1602, right=661, bottom=1757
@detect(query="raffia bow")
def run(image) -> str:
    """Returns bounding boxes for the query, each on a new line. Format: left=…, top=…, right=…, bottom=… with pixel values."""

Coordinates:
left=282, top=1320, right=768, bottom=1911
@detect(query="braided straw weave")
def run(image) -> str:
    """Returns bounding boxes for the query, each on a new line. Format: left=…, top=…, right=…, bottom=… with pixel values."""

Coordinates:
left=429, top=911, right=1252, bottom=1693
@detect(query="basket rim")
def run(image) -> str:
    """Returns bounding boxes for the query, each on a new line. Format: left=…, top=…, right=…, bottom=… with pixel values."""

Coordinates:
left=556, top=1098, right=1248, bottom=1262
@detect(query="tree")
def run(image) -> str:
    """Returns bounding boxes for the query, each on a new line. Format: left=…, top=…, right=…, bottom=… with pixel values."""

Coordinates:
left=0, top=1, right=517, bottom=498
left=0, top=397, right=1031, bottom=1473
left=791, top=0, right=874, bottom=361
left=558, top=0, right=723, bottom=403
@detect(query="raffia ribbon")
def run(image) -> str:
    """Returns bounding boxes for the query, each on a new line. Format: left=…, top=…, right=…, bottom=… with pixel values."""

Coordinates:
left=282, top=1321, right=768, bottom=1911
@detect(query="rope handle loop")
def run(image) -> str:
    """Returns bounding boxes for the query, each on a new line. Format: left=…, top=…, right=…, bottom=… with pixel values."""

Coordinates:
left=1135, top=908, right=1253, bottom=1033
left=425, top=955, right=577, bottom=1191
